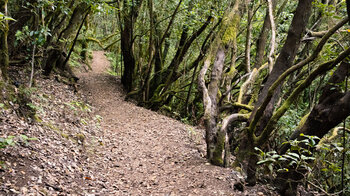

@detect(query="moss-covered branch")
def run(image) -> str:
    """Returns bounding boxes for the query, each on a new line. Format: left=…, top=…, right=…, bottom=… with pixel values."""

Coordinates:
left=223, top=0, right=241, bottom=102
left=0, top=0, right=9, bottom=81
left=256, top=47, right=350, bottom=145
left=248, top=17, right=349, bottom=137
left=85, top=37, right=104, bottom=48
left=318, top=127, right=350, bottom=147
left=220, top=102, right=254, bottom=112
left=221, top=113, right=249, bottom=133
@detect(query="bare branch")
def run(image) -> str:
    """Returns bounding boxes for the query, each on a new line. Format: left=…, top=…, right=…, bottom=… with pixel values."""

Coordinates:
left=198, top=55, right=213, bottom=117
left=221, top=113, right=249, bottom=132
left=267, top=0, right=276, bottom=72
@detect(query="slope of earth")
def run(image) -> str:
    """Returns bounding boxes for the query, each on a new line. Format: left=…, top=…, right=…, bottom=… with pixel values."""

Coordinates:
left=0, top=51, right=276, bottom=195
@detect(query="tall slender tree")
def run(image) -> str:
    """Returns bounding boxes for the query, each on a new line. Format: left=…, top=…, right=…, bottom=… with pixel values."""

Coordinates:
left=0, top=0, right=9, bottom=81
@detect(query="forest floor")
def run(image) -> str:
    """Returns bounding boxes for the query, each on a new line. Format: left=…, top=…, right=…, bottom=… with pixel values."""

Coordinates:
left=0, top=51, right=277, bottom=195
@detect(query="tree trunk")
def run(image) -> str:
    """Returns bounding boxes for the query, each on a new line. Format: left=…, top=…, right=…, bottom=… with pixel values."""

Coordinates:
left=254, top=0, right=277, bottom=68
left=120, top=20, right=136, bottom=92
left=0, top=0, right=9, bottom=81
left=43, top=2, right=89, bottom=78
left=251, top=0, right=313, bottom=131
left=147, top=16, right=213, bottom=109
left=198, top=44, right=227, bottom=166
left=223, top=0, right=241, bottom=103
left=277, top=62, right=350, bottom=195
left=242, top=0, right=314, bottom=185
left=120, top=0, right=144, bottom=92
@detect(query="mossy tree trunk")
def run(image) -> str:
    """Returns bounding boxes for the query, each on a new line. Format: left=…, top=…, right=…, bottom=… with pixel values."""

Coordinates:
left=120, top=17, right=137, bottom=92
left=223, top=0, right=241, bottom=103
left=146, top=15, right=213, bottom=110
left=254, top=0, right=277, bottom=69
left=43, top=2, right=89, bottom=80
left=198, top=2, right=257, bottom=166
left=80, top=14, right=90, bottom=67
left=277, top=61, right=350, bottom=195
left=0, top=0, right=9, bottom=81
left=238, top=0, right=314, bottom=185
left=198, top=46, right=226, bottom=165
left=118, top=0, right=144, bottom=93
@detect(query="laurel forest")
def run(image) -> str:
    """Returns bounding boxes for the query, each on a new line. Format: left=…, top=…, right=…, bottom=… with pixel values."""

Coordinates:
left=1, top=0, right=350, bottom=195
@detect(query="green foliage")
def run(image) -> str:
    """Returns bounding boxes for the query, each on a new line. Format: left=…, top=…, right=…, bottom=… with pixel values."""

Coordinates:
left=0, top=136, right=15, bottom=149
left=65, top=101, right=91, bottom=113
left=15, top=25, right=51, bottom=47
left=68, top=44, right=85, bottom=68
left=0, top=12, right=15, bottom=30
left=94, top=115, right=102, bottom=123
left=256, top=134, right=319, bottom=176
left=276, top=102, right=309, bottom=146
left=105, top=52, right=121, bottom=77
left=0, top=135, right=38, bottom=149
left=80, top=118, right=88, bottom=125
left=94, top=115, right=103, bottom=128
left=313, top=0, right=346, bottom=17
left=312, top=128, right=350, bottom=193
left=26, top=101, right=44, bottom=116
left=19, top=134, right=38, bottom=146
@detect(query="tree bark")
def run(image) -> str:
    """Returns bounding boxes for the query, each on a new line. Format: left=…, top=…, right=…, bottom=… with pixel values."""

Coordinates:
left=254, top=0, right=276, bottom=68
left=198, top=46, right=226, bottom=164
left=244, top=1, right=252, bottom=73
left=250, top=0, right=313, bottom=131
left=223, top=0, right=241, bottom=103
left=43, top=2, right=89, bottom=78
left=120, top=0, right=144, bottom=92
left=0, top=0, right=9, bottom=81
left=277, top=62, right=350, bottom=195
left=243, top=0, right=314, bottom=185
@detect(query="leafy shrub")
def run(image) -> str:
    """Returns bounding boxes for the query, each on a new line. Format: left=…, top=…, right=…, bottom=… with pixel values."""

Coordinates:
left=0, top=135, right=37, bottom=149
left=256, top=134, right=319, bottom=177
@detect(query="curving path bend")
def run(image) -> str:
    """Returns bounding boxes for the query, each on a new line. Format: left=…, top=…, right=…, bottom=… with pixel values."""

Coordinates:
left=78, top=51, right=239, bottom=195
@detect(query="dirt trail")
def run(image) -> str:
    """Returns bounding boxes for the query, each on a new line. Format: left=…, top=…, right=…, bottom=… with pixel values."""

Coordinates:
left=78, top=51, right=239, bottom=195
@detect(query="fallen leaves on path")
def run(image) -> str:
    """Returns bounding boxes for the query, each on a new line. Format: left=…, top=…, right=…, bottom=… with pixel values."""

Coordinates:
left=0, top=51, right=277, bottom=195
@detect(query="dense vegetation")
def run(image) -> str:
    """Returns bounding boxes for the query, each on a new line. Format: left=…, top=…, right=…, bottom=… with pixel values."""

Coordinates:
left=1, top=0, right=350, bottom=195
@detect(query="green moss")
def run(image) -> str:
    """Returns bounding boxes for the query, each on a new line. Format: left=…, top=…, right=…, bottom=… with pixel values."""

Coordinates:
left=210, top=131, right=226, bottom=166
left=75, top=133, right=85, bottom=145
left=33, top=114, right=42, bottom=122
left=43, top=121, right=61, bottom=132
left=217, top=89, right=222, bottom=100
left=222, top=14, right=240, bottom=45
left=296, top=112, right=310, bottom=130
left=61, top=133, right=69, bottom=139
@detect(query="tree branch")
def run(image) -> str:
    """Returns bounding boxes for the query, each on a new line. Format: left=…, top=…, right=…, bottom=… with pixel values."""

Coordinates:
left=257, top=47, right=350, bottom=145
left=249, top=17, right=349, bottom=137
left=267, top=0, right=276, bottom=72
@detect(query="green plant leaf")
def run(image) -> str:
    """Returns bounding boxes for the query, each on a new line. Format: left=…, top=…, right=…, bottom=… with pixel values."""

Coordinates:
left=257, top=158, right=275, bottom=165
left=287, top=152, right=300, bottom=159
